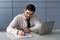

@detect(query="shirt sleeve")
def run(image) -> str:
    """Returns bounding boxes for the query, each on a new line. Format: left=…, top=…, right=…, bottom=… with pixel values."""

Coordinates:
left=29, top=16, right=42, bottom=33
left=6, top=16, right=19, bottom=35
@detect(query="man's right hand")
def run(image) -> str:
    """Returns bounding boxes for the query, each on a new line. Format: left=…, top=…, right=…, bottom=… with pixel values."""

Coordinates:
left=17, top=30, right=26, bottom=36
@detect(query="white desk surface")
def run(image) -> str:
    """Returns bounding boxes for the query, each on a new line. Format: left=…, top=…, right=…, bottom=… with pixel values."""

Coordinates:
left=0, top=29, right=60, bottom=40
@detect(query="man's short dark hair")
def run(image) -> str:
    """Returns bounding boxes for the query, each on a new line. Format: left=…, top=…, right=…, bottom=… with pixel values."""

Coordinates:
left=25, top=4, right=36, bottom=12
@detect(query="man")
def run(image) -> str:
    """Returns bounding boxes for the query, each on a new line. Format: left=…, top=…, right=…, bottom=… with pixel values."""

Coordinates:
left=6, top=4, right=42, bottom=36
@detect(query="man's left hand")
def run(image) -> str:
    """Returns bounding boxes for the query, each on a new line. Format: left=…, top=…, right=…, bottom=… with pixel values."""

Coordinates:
left=23, top=28, right=31, bottom=33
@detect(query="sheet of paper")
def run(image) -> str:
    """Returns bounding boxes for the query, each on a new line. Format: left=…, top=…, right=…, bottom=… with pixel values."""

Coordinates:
left=15, top=33, right=32, bottom=38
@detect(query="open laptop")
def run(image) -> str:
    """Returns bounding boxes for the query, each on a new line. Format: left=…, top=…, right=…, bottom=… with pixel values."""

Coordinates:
left=39, top=21, right=55, bottom=35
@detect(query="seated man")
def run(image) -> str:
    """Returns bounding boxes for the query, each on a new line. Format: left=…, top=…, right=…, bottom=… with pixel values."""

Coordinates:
left=6, top=4, right=42, bottom=36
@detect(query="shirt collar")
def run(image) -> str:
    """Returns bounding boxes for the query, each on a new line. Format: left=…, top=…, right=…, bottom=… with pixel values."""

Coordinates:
left=22, top=13, right=26, bottom=20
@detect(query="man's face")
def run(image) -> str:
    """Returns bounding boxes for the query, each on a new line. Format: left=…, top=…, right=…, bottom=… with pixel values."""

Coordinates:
left=24, top=10, right=34, bottom=20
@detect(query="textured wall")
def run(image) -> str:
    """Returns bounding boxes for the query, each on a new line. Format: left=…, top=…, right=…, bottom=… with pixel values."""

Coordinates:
left=0, top=0, right=60, bottom=30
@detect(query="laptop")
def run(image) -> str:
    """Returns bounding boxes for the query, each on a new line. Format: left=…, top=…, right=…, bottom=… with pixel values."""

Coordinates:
left=39, top=21, right=55, bottom=35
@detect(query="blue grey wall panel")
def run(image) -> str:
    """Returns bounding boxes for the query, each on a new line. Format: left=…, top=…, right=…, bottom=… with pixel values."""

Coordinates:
left=0, top=0, right=12, bottom=30
left=47, top=0, right=60, bottom=2
left=13, top=0, right=46, bottom=2
left=47, top=3, right=60, bottom=7
left=13, top=8, right=24, bottom=17
left=0, top=0, right=12, bottom=1
left=47, top=8, right=60, bottom=29
left=47, top=0, right=60, bottom=29
left=0, top=3, right=12, bottom=7
left=35, top=8, right=46, bottom=22
left=13, top=3, right=46, bottom=8
left=0, top=9, right=12, bottom=29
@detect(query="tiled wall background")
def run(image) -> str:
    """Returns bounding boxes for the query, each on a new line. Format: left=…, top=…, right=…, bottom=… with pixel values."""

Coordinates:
left=0, top=0, right=60, bottom=30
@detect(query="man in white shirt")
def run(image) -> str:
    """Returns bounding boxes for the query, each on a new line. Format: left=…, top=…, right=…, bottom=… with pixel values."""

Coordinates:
left=6, top=4, right=42, bottom=36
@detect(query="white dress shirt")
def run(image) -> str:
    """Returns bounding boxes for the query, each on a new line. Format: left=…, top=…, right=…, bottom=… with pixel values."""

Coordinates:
left=6, top=13, right=42, bottom=35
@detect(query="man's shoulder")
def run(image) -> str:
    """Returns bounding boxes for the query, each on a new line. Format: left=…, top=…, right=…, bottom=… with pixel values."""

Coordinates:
left=31, top=15, right=39, bottom=20
left=32, top=15, right=37, bottom=18
left=15, top=13, right=23, bottom=17
left=16, top=13, right=23, bottom=16
left=13, top=13, right=23, bottom=19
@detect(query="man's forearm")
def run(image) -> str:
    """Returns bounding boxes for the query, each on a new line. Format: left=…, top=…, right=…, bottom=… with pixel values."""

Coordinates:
left=6, top=27, right=18, bottom=35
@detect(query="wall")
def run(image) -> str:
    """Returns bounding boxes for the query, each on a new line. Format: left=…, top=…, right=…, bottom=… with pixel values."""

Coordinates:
left=0, top=0, right=60, bottom=30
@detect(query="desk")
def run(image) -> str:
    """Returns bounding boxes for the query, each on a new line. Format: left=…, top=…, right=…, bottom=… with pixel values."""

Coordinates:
left=0, top=29, right=60, bottom=40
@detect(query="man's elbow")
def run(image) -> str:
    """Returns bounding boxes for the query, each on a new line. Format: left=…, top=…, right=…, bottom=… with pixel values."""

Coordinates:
left=6, top=27, right=9, bottom=32
left=6, top=27, right=11, bottom=33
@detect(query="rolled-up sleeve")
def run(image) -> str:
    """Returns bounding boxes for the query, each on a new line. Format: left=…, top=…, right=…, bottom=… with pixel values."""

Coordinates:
left=29, top=16, right=42, bottom=33
left=6, top=16, right=19, bottom=35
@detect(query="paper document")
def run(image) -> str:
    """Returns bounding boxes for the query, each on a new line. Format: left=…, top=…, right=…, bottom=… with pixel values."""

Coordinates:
left=15, top=34, right=32, bottom=38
